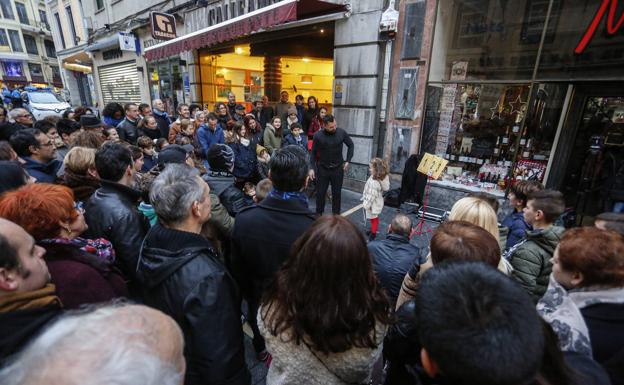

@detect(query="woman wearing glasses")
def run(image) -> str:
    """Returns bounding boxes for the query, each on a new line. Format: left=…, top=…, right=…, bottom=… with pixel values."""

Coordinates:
left=0, top=183, right=128, bottom=308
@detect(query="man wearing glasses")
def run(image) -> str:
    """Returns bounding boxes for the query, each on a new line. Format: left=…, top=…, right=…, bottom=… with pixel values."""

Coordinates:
left=9, top=128, right=60, bottom=183
left=8, top=108, right=34, bottom=129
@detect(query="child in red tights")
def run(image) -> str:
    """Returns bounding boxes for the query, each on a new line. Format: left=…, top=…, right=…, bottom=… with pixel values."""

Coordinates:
left=361, top=158, right=390, bottom=241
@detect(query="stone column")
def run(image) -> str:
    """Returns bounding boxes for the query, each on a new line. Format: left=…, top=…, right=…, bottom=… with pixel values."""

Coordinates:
left=263, top=55, right=281, bottom=102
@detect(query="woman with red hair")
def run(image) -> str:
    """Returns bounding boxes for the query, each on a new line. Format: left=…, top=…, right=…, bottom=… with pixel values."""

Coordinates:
left=0, top=184, right=127, bottom=308
left=538, top=227, right=624, bottom=385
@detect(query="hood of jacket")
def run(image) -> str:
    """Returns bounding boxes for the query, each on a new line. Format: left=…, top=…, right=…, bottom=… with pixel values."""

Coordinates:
left=526, top=226, right=565, bottom=254
left=138, top=245, right=209, bottom=288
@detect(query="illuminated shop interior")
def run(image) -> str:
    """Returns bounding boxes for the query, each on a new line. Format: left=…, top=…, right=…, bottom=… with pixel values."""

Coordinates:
left=196, top=22, right=334, bottom=111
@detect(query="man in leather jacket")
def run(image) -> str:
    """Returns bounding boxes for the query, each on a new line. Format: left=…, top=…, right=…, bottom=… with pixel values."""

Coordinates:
left=137, top=164, right=250, bottom=385
left=204, top=144, right=249, bottom=216
left=116, top=103, right=140, bottom=144
left=84, top=143, right=149, bottom=287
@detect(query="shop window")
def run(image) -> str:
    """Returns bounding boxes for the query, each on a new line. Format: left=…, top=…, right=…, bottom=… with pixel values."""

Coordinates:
left=8, top=30, right=23, bottom=52
left=401, top=1, right=426, bottom=60
left=423, top=82, right=564, bottom=195
left=0, top=0, right=14, bottom=19
left=537, top=1, right=624, bottom=80
left=0, top=29, right=9, bottom=47
left=15, top=2, right=28, bottom=25
left=394, top=67, right=419, bottom=119
left=23, top=34, right=37, bottom=55
left=429, top=0, right=535, bottom=81
left=44, top=39, right=56, bottom=58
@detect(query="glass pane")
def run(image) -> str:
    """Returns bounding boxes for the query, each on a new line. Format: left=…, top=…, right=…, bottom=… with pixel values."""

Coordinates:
left=0, top=30, right=9, bottom=46
left=429, top=0, right=538, bottom=81
left=401, top=1, right=426, bottom=60
left=8, top=30, right=23, bottom=52
left=0, top=0, right=14, bottom=19
left=24, top=34, right=37, bottom=54
left=561, top=97, right=624, bottom=217
left=537, top=1, right=624, bottom=80
left=16, top=3, right=28, bottom=24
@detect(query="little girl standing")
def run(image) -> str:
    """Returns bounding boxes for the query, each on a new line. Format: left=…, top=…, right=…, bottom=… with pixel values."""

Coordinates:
left=362, top=157, right=390, bottom=241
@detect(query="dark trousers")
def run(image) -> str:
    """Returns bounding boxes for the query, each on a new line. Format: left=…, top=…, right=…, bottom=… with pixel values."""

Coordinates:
left=247, top=299, right=265, bottom=353
left=316, top=165, right=344, bottom=215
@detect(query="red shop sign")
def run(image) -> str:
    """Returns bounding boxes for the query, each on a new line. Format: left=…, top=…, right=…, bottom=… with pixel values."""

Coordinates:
left=575, top=0, right=624, bottom=54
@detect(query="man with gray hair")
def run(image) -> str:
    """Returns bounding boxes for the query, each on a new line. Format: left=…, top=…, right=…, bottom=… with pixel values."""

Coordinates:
left=368, top=213, right=425, bottom=307
left=137, top=164, right=250, bottom=385
left=0, top=304, right=186, bottom=385
left=8, top=108, right=33, bottom=129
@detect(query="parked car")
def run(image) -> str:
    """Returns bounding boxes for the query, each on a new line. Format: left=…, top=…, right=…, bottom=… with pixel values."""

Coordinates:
left=22, top=87, right=71, bottom=120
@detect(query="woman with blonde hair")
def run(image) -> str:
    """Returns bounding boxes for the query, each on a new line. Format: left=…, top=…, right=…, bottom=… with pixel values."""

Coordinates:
left=448, top=197, right=512, bottom=275
left=60, top=146, right=100, bottom=201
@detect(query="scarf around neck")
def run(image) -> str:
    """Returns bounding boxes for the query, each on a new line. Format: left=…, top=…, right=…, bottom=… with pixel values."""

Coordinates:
left=269, top=189, right=309, bottom=208
left=0, top=284, right=61, bottom=313
left=537, top=274, right=624, bottom=357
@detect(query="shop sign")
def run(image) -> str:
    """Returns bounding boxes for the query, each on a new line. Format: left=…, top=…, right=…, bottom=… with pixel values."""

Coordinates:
left=575, top=0, right=624, bottom=54
left=144, top=0, right=297, bottom=61
left=151, top=12, right=177, bottom=41
left=119, top=33, right=137, bottom=52
left=102, top=48, right=123, bottom=61
left=334, top=81, right=343, bottom=101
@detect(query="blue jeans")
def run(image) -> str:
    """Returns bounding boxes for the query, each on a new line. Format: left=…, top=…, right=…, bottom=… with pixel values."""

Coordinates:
left=613, top=201, right=624, bottom=213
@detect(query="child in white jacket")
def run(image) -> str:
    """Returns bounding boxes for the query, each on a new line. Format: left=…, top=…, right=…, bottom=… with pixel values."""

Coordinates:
left=361, top=158, right=390, bottom=241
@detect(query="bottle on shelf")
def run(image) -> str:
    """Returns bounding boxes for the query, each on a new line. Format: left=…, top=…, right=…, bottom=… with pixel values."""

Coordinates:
left=501, top=126, right=510, bottom=145
left=519, top=126, right=528, bottom=146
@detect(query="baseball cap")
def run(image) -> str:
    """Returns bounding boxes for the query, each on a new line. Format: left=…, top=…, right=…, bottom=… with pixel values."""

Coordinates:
left=157, top=144, right=194, bottom=166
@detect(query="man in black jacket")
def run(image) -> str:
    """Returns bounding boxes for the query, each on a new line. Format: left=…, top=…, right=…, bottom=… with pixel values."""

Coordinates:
left=152, top=99, right=172, bottom=139
left=309, top=114, right=354, bottom=215
left=204, top=144, right=249, bottom=216
left=116, top=103, right=140, bottom=144
left=137, top=164, right=250, bottom=385
left=231, top=145, right=316, bottom=358
left=368, top=214, right=424, bottom=307
left=84, top=143, right=149, bottom=286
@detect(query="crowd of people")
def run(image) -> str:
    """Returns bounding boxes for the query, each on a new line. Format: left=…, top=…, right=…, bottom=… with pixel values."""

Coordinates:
left=0, top=92, right=622, bottom=385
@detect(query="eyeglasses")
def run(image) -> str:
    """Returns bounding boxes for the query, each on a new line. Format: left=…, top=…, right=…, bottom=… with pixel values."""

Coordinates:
left=39, top=141, right=54, bottom=147
left=17, top=114, right=32, bottom=118
left=74, top=201, right=84, bottom=213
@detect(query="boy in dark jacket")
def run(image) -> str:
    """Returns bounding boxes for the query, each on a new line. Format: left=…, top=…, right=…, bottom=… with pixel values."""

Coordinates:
left=509, top=189, right=565, bottom=301
left=282, top=122, right=307, bottom=152
left=502, top=180, right=544, bottom=250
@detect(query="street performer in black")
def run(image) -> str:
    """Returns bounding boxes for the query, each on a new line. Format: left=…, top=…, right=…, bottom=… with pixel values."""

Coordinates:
left=309, top=114, right=354, bottom=215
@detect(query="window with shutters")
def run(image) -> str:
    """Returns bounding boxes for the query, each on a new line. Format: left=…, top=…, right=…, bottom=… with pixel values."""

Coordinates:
left=98, top=61, right=142, bottom=105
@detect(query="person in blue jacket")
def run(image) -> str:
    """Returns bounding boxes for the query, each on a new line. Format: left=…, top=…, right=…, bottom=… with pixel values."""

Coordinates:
left=197, top=112, right=224, bottom=170
left=228, top=123, right=257, bottom=184
left=282, top=122, right=308, bottom=152
left=501, top=180, right=544, bottom=250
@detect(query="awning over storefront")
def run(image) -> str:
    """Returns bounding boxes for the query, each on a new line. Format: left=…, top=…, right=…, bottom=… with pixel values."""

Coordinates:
left=85, top=35, right=120, bottom=52
left=144, top=0, right=347, bottom=61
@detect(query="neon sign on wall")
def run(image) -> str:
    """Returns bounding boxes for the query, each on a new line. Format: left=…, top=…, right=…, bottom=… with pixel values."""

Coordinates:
left=575, top=0, right=624, bottom=54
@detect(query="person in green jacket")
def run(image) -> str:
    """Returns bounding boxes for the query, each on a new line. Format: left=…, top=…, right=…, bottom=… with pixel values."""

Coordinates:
left=508, top=189, right=565, bottom=301
left=263, top=116, right=284, bottom=155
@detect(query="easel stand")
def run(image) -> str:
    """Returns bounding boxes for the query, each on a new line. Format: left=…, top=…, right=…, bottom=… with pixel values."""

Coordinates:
left=412, top=174, right=434, bottom=236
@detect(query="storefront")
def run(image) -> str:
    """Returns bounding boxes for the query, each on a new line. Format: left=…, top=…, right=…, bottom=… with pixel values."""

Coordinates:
left=145, top=0, right=388, bottom=184
left=419, top=0, right=624, bottom=222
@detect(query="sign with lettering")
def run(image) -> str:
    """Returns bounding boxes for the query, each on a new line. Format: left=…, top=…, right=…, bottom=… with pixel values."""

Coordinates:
left=144, top=0, right=297, bottom=61
left=151, top=12, right=177, bottom=41
left=417, top=152, right=448, bottom=179
left=575, top=0, right=623, bottom=54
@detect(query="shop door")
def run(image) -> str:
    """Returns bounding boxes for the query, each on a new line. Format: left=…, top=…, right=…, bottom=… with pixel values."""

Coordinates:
left=555, top=84, right=624, bottom=224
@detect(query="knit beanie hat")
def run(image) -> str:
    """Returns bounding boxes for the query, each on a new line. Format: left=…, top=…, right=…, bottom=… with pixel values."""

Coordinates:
left=207, top=144, right=235, bottom=172
left=287, top=106, right=297, bottom=116
left=256, top=145, right=267, bottom=157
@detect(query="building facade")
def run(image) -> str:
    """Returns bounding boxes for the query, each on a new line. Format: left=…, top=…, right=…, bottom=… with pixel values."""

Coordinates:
left=0, top=0, right=61, bottom=89
left=385, top=0, right=624, bottom=222
left=45, top=0, right=95, bottom=106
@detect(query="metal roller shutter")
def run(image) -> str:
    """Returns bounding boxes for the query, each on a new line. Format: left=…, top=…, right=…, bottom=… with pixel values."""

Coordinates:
left=98, top=61, right=141, bottom=105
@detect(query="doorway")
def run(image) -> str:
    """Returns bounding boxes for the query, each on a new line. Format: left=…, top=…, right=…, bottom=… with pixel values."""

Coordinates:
left=555, top=84, right=624, bottom=224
